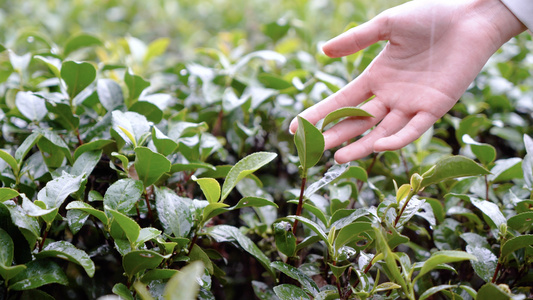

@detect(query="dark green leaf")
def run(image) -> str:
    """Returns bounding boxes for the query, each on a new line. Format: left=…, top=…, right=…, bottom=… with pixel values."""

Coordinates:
left=334, top=222, right=373, bottom=253
left=421, top=156, right=490, bottom=188
left=500, top=235, right=533, bottom=260
left=465, top=245, right=497, bottom=283
left=220, top=152, right=277, bottom=202
left=414, top=250, right=476, bottom=282
left=123, top=250, right=166, bottom=277
left=140, top=269, right=178, bottom=284
left=66, top=201, right=109, bottom=225
left=107, top=209, right=141, bottom=246
left=476, top=283, right=511, bottom=300
left=15, top=132, right=42, bottom=163
left=73, top=139, right=114, bottom=161
left=258, top=73, right=292, bottom=90
left=130, top=101, right=163, bottom=123
left=154, top=187, right=193, bottom=238
left=61, top=61, right=96, bottom=99
left=462, top=135, right=496, bottom=166
left=271, top=261, right=319, bottom=295
left=294, top=116, right=324, bottom=172
left=9, top=259, right=68, bottom=291
left=420, top=284, right=477, bottom=300
left=35, top=241, right=95, bottom=277
left=103, top=178, right=143, bottom=214
left=189, top=244, right=214, bottom=275
left=134, top=146, right=171, bottom=187
left=274, top=222, right=297, bottom=257
left=112, top=283, right=134, bottom=300
left=0, top=228, right=26, bottom=282
left=38, top=172, right=85, bottom=209
left=45, top=101, right=80, bottom=131
left=124, top=69, right=150, bottom=102
left=152, top=127, right=178, bottom=156
left=507, top=211, right=533, bottom=232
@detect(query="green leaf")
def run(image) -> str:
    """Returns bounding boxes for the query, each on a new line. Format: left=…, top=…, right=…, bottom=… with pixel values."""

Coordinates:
left=273, top=284, right=308, bottom=300
left=113, top=283, right=134, bottom=300
left=15, top=91, right=47, bottom=121
left=61, top=61, right=97, bottom=99
left=274, top=222, right=297, bottom=257
left=152, top=127, right=178, bottom=156
left=207, top=225, right=274, bottom=277
left=193, top=177, right=220, bottom=203
left=470, top=198, right=507, bottom=229
left=103, top=178, right=143, bottom=214
left=500, top=235, right=533, bottom=260
left=130, top=101, right=163, bottom=124
left=334, top=222, right=373, bottom=253
left=163, top=261, right=204, bottom=300
left=373, top=224, right=408, bottom=294
left=134, top=146, right=171, bottom=187
left=462, top=135, right=496, bottom=166
left=154, top=187, right=193, bottom=238
left=0, top=228, right=26, bottom=282
left=112, top=111, right=151, bottom=147
left=2, top=201, right=40, bottom=246
left=34, top=241, right=95, bottom=277
left=136, top=227, right=161, bottom=247
left=34, top=55, right=61, bottom=78
left=38, top=172, right=85, bottom=209
left=0, top=150, right=18, bottom=174
left=66, top=201, right=109, bottom=225
left=202, top=202, right=229, bottom=222
left=97, top=79, right=124, bottom=111
left=45, top=101, right=80, bottom=131
left=476, top=283, right=511, bottom=300
left=271, top=261, right=319, bottom=295
left=140, top=269, right=179, bottom=284
left=63, top=33, right=103, bottom=57
left=71, top=150, right=102, bottom=176
left=125, top=69, right=150, bottom=102
left=414, top=250, right=476, bottom=282
left=73, top=139, right=114, bottom=161
left=287, top=215, right=329, bottom=251
left=420, top=284, right=477, bottom=300
left=220, top=152, right=277, bottom=202
left=304, top=163, right=349, bottom=198
left=188, top=244, right=214, bottom=275
left=14, top=132, right=41, bottom=164
left=258, top=73, right=292, bottom=90
left=9, top=259, right=68, bottom=291
left=507, top=211, right=533, bottom=232
left=66, top=209, right=89, bottom=235
left=321, top=107, right=373, bottom=131
left=122, top=250, right=166, bottom=278
left=107, top=208, right=141, bottom=246
left=465, top=245, right=497, bottom=283
left=294, top=116, right=324, bottom=172
left=421, top=156, right=490, bottom=188
left=0, top=187, right=19, bottom=202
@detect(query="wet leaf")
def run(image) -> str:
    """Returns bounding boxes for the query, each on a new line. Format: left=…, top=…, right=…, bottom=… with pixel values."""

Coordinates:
left=103, top=178, right=143, bottom=214
left=420, top=284, right=477, bottom=300
left=97, top=79, right=124, bottom=111
left=35, top=241, right=95, bottom=277
left=414, top=250, right=476, bottom=282
left=134, top=146, right=171, bottom=187
left=274, top=222, right=297, bottom=257
left=163, top=261, right=204, bottom=300
left=154, top=187, right=193, bottom=238
left=465, top=245, right=497, bottom=283
left=15, top=91, right=47, bottom=121
left=421, top=156, right=490, bottom=188
left=507, top=211, right=533, bottom=232
left=9, top=259, right=68, bottom=291
left=470, top=198, right=506, bottom=229
left=500, top=235, right=533, bottom=260
left=304, top=163, right=349, bottom=198
left=193, top=177, right=220, bottom=203
left=107, top=208, right=141, bottom=246
left=271, top=261, right=319, bottom=295
left=66, top=201, right=108, bottom=225
left=273, top=284, right=308, bottom=300
left=38, top=172, right=85, bottom=209
left=61, top=61, right=96, bottom=99
left=123, top=250, right=165, bottom=277
left=334, top=222, right=373, bottom=253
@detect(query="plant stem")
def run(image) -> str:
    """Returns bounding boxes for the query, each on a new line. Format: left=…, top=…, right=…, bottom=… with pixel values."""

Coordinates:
left=292, top=176, right=307, bottom=235
left=400, top=149, right=410, bottom=179
left=491, top=261, right=502, bottom=283
left=144, top=189, right=153, bottom=223
left=485, top=175, right=490, bottom=202
left=394, top=191, right=415, bottom=228
left=38, top=226, right=50, bottom=252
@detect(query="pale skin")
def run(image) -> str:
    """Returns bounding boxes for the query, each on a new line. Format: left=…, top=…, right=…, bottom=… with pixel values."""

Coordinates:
left=289, top=0, right=526, bottom=163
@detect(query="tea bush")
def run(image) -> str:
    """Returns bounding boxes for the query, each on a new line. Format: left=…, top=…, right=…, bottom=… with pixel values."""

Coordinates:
left=0, top=0, right=532, bottom=299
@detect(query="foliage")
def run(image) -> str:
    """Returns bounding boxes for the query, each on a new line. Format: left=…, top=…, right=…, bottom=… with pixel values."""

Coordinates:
left=0, top=0, right=533, bottom=299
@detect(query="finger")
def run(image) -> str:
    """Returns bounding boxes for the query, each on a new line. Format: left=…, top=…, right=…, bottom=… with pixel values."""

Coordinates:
left=333, top=109, right=410, bottom=163
left=289, top=74, right=372, bottom=134
left=373, top=112, right=438, bottom=152
left=322, top=98, right=388, bottom=149
left=322, top=14, right=390, bottom=58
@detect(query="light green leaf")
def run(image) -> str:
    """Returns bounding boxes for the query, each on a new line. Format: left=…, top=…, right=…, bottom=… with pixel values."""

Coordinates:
left=420, top=284, right=477, bottom=300
left=421, top=156, right=490, bottom=188
left=271, top=261, right=319, bottom=295
left=136, top=227, right=162, bottom=247
left=0, top=188, right=19, bottom=202
left=103, top=178, right=143, bottom=214
left=414, top=250, right=476, bottom=282
left=334, top=222, right=373, bottom=253
left=321, top=107, right=373, bottom=131
left=61, top=61, right=96, bottom=99
left=134, top=146, right=171, bottom=187
left=220, top=152, right=277, bottom=202
left=107, top=208, right=141, bottom=246
left=112, top=111, right=151, bottom=147
left=9, top=259, right=68, bottom=291
left=63, top=33, right=103, bottom=57
left=122, top=250, right=166, bottom=278
left=193, top=176, right=220, bottom=203
left=202, top=202, right=229, bottom=222
left=144, top=38, right=170, bottom=64
left=35, top=241, right=95, bottom=277
left=163, top=261, right=204, bottom=300
left=294, top=116, right=324, bottom=172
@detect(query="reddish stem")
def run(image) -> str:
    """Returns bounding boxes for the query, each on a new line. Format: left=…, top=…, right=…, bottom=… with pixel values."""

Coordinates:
left=292, top=177, right=307, bottom=235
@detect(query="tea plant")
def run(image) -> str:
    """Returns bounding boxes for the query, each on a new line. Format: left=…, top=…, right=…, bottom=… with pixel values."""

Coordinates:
left=1, top=0, right=533, bottom=299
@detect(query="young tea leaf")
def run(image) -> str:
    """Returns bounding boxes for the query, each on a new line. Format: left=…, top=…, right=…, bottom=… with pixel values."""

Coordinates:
left=122, top=250, right=166, bottom=278
left=294, top=116, right=324, bottom=173
left=193, top=176, right=221, bottom=203
left=321, top=107, right=373, bottom=131
left=414, top=250, right=476, bottom=283
left=134, top=146, right=172, bottom=188
left=61, top=61, right=96, bottom=99
left=421, top=156, right=490, bottom=188
left=273, top=222, right=297, bottom=258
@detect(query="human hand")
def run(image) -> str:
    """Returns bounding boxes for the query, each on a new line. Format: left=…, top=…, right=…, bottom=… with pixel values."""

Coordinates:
left=289, top=0, right=525, bottom=163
